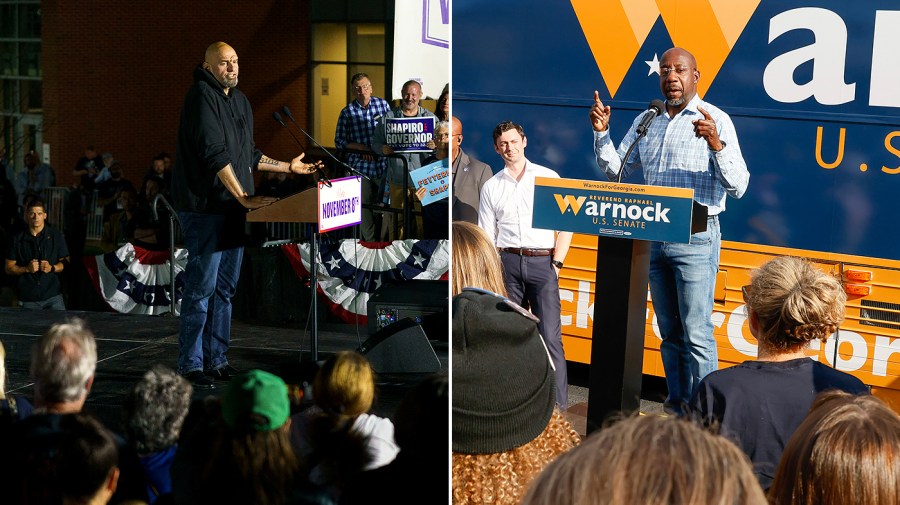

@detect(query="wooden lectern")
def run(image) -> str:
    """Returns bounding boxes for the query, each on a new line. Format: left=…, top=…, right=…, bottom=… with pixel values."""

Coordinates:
left=246, top=187, right=322, bottom=359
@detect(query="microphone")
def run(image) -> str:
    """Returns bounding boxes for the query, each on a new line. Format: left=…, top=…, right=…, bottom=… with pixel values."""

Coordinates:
left=273, top=111, right=332, bottom=187
left=636, top=99, right=665, bottom=136
left=281, top=106, right=369, bottom=181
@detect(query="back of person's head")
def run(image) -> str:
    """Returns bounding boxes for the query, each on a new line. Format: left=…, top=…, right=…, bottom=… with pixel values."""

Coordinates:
left=58, top=414, right=120, bottom=505
left=122, top=365, right=192, bottom=454
left=452, top=290, right=579, bottom=505
left=31, top=319, right=97, bottom=406
left=769, top=391, right=900, bottom=505
left=393, top=371, right=448, bottom=458
left=206, top=369, right=299, bottom=505
left=313, top=351, right=375, bottom=418
left=451, top=221, right=506, bottom=296
left=520, top=414, right=767, bottom=505
left=744, top=256, right=845, bottom=351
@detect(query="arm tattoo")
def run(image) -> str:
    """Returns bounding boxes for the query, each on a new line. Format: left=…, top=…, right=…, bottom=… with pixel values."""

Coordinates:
left=260, top=156, right=280, bottom=167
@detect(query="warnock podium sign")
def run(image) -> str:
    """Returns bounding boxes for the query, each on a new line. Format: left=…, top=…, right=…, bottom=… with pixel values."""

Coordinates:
left=533, top=176, right=700, bottom=432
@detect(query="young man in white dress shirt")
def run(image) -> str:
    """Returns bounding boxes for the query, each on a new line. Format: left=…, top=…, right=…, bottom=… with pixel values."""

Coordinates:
left=478, top=120, right=573, bottom=407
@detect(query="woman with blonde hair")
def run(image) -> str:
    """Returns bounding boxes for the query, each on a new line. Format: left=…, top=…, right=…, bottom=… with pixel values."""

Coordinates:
left=520, top=414, right=767, bottom=505
left=451, top=221, right=506, bottom=296
left=0, top=340, right=33, bottom=425
left=769, top=390, right=900, bottom=505
left=690, top=255, right=868, bottom=489
left=291, top=351, right=399, bottom=496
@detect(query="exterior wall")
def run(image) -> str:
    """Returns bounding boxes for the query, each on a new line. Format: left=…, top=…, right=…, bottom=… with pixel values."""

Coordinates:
left=41, top=0, right=311, bottom=188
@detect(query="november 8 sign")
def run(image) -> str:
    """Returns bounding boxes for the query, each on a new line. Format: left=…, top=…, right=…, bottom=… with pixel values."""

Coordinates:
left=532, top=177, right=695, bottom=243
left=318, top=176, right=362, bottom=233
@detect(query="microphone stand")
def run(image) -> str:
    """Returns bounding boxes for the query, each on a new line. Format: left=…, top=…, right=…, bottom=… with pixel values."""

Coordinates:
left=617, top=121, right=651, bottom=184
left=281, top=106, right=371, bottom=182
left=151, top=193, right=181, bottom=316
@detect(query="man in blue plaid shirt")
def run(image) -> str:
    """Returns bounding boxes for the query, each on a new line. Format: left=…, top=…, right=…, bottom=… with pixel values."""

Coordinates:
left=590, top=47, right=750, bottom=414
left=335, top=73, right=391, bottom=241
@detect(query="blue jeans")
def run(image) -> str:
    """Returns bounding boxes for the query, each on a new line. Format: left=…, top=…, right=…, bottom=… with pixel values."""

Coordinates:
left=21, top=293, right=66, bottom=310
left=501, top=252, right=568, bottom=407
left=650, top=216, right=721, bottom=412
left=177, top=212, right=244, bottom=375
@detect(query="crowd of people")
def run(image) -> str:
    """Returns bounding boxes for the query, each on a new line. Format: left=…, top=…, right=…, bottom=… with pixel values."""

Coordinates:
left=448, top=45, right=899, bottom=503
left=0, top=320, right=446, bottom=504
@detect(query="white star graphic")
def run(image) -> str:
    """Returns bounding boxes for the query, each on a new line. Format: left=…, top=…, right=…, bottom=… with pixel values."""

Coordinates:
left=374, top=275, right=382, bottom=289
left=122, top=279, right=133, bottom=292
left=646, top=53, right=660, bottom=76
left=327, top=257, right=341, bottom=270
left=412, top=253, right=426, bottom=268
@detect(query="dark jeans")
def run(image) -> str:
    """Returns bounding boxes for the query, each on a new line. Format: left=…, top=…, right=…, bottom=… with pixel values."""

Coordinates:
left=501, top=251, right=568, bottom=407
left=176, top=212, right=243, bottom=374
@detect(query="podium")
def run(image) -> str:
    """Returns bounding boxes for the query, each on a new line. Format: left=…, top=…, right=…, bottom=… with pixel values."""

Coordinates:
left=533, top=177, right=704, bottom=433
left=247, top=177, right=362, bottom=360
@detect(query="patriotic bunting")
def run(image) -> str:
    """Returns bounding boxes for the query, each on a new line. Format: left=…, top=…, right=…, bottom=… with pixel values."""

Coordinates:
left=281, top=239, right=450, bottom=324
left=84, top=243, right=186, bottom=315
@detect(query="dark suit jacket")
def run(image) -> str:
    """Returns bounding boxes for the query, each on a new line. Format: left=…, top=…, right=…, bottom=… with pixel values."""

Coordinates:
left=452, top=149, right=493, bottom=224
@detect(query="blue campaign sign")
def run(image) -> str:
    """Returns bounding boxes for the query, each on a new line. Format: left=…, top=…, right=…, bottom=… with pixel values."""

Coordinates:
left=410, top=158, right=450, bottom=206
left=385, top=117, right=435, bottom=153
left=532, top=177, right=695, bottom=243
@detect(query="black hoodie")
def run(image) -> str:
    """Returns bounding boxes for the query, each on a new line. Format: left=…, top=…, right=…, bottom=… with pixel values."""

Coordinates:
left=171, top=65, right=261, bottom=215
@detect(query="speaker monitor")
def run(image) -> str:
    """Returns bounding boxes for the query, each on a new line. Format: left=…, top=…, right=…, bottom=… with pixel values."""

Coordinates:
left=358, top=317, right=441, bottom=374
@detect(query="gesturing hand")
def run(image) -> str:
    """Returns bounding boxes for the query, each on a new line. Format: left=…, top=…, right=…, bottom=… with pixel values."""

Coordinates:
left=692, top=106, right=723, bottom=151
left=290, top=153, right=324, bottom=175
left=590, top=90, right=612, bottom=132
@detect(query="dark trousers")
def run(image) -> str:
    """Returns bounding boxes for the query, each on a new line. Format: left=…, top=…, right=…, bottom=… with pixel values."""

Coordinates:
left=501, top=251, right=568, bottom=407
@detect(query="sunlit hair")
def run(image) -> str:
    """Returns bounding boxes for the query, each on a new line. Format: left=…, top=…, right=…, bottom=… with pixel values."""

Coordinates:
left=492, top=120, right=525, bottom=145
left=451, top=221, right=507, bottom=296
left=313, top=351, right=375, bottom=418
left=435, top=120, right=450, bottom=134
left=123, top=365, right=193, bottom=454
left=769, top=391, right=900, bottom=505
left=452, top=409, right=580, bottom=505
left=520, top=414, right=766, bottom=505
left=744, top=256, right=845, bottom=351
left=31, top=319, right=97, bottom=403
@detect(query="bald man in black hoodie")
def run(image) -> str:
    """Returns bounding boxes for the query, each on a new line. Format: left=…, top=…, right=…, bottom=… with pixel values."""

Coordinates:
left=171, top=41, right=322, bottom=389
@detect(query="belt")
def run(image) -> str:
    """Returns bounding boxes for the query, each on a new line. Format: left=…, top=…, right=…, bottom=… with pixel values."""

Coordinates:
left=500, top=247, right=554, bottom=257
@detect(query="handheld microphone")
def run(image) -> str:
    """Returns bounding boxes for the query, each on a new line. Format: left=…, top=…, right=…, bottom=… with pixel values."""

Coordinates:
left=636, top=99, right=665, bottom=135
left=273, top=111, right=332, bottom=187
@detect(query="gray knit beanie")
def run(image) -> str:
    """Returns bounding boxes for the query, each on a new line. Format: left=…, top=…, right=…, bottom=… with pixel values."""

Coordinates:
left=452, top=290, right=555, bottom=454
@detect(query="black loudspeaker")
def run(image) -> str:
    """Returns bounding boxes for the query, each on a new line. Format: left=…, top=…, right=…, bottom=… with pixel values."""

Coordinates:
left=357, top=317, right=441, bottom=374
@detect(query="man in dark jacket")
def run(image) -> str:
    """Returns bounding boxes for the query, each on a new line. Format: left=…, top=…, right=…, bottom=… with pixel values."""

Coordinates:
left=171, top=41, right=322, bottom=389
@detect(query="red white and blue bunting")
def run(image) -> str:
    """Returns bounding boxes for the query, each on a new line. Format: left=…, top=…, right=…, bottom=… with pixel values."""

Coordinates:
left=281, top=239, right=449, bottom=324
left=84, top=243, right=186, bottom=315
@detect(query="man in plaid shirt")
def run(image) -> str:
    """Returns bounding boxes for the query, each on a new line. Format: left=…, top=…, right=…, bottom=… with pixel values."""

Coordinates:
left=590, top=47, right=749, bottom=414
left=335, top=73, right=391, bottom=241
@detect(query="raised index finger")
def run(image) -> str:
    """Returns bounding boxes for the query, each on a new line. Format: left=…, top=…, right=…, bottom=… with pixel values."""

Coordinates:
left=697, top=106, right=713, bottom=120
left=593, top=90, right=601, bottom=104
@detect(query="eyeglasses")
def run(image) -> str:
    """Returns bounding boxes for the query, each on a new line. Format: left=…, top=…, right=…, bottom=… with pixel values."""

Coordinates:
left=659, top=65, right=694, bottom=77
left=353, top=83, right=372, bottom=91
left=741, top=285, right=752, bottom=303
left=435, top=133, right=450, bottom=140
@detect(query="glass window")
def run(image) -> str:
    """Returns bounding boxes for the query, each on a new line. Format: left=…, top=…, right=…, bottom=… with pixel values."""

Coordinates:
left=18, top=3, right=40, bottom=39
left=19, top=42, right=40, bottom=77
left=0, top=5, right=16, bottom=38
left=349, top=23, right=385, bottom=63
left=312, top=23, right=346, bottom=61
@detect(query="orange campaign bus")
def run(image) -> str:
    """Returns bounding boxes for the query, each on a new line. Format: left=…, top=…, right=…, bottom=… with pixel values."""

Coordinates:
left=454, top=0, right=900, bottom=409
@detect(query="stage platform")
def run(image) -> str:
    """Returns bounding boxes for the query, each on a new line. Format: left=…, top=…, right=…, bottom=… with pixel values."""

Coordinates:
left=0, top=307, right=447, bottom=433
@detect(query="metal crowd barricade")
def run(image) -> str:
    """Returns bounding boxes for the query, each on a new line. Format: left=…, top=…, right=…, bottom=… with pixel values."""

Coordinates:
left=334, top=147, right=420, bottom=239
